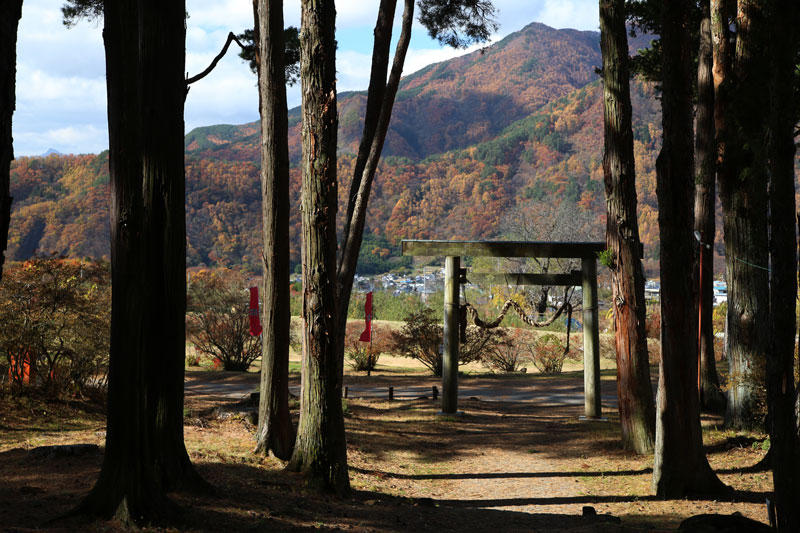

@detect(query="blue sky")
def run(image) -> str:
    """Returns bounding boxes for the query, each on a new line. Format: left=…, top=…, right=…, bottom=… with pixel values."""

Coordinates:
left=14, top=0, right=600, bottom=156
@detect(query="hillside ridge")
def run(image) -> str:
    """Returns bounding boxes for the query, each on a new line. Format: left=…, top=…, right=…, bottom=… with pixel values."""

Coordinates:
left=9, top=21, right=676, bottom=275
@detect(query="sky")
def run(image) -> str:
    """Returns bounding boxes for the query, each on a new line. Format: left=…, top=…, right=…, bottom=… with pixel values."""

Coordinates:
left=13, top=0, right=600, bottom=156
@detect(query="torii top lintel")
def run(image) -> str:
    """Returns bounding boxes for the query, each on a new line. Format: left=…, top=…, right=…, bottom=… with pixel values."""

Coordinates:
left=401, top=240, right=606, bottom=259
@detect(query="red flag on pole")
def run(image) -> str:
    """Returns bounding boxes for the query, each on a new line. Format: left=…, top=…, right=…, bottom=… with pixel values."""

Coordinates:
left=359, top=291, right=373, bottom=342
left=248, top=286, right=262, bottom=336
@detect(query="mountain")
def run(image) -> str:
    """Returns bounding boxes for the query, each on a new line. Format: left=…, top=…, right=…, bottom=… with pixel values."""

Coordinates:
left=8, top=22, right=672, bottom=275
left=41, top=148, right=62, bottom=157
left=184, top=22, right=654, bottom=164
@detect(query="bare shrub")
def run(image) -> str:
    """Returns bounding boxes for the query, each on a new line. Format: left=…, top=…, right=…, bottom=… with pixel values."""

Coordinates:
left=527, top=333, right=567, bottom=374
left=481, top=329, right=529, bottom=373
left=187, top=269, right=261, bottom=371
left=0, top=257, right=110, bottom=397
left=599, top=334, right=617, bottom=360
left=645, top=309, right=661, bottom=339
left=343, top=320, right=387, bottom=373
left=391, top=307, right=506, bottom=376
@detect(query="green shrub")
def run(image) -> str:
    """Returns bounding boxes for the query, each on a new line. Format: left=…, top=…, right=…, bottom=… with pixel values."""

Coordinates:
left=346, top=343, right=380, bottom=373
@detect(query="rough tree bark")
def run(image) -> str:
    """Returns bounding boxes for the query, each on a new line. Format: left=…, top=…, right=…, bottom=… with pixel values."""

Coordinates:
left=253, top=0, right=295, bottom=461
left=694, top=0, right=724, bottom=412
left=76, top=0, right=203, bottom=523
left=652, top=0, right=726, bottom=497
left=0, top=0, right=22, bottom=282
left=287, top=0, right=350, bottom=495
left=715, top=0, right=771, bottom=431
left=335, top=0, right=414, bottom=365
left=599, top=0, right=656, bottom=455
left=765, top=0, right=800, bottom=528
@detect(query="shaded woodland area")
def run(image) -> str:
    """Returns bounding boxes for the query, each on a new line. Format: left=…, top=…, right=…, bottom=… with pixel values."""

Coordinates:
left=1, top=0, right=799, bottom=531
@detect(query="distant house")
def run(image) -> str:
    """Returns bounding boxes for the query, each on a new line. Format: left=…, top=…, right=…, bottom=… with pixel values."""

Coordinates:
left=713, top=281, right=727, bottom=305
left=644, top=280, right=660, bottom=301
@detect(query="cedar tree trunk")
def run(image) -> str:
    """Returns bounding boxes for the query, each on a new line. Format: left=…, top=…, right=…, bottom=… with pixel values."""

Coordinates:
left=716, top=0, right=771, bottom=430
left=694, top=0, right=724, bottom=412
left=652, top=0, right=726, bottom=497
left=0, top=0, right=21, bottom=282
left=77, top=0, right=202, bottom=523
left=287, top=0, right=350, bottom=495
left=254, top=0, right=295, bottom=461
left=766, top=0, right=800, bottom=528
left=599, top=0, right=656, bottom=455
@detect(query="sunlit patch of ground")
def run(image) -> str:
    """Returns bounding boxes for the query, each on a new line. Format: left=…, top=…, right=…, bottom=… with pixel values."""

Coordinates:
left=0, top=360, right=772, bottom=531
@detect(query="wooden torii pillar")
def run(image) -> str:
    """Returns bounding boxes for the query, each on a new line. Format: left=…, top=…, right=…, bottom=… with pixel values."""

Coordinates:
left=402, top=240, right=605, bottom=418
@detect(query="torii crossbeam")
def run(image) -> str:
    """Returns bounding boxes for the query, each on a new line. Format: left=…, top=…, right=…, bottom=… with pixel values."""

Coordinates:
left=402, top=240, right=606, bottom=418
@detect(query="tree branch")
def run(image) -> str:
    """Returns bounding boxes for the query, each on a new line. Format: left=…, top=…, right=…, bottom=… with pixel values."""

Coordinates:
left=186, top=32, right=248, bottom=86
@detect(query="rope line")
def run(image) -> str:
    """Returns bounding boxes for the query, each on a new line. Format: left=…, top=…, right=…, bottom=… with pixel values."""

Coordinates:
left=733, top=255, right=771, bottom=272
left=463, top=299, right=574, bottom=355
left=463, top=298, right=572, bottom=329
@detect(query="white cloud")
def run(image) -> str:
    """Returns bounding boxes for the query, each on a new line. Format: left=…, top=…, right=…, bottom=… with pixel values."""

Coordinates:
left=535, top=0, right=599, bottom=32
left=402, top=41, right=488, bottom=76
left=336, top=50, right=374, bottom=91
left=15, top=125, right=106, bottom=156
left=13, top=0, right=601, bottom=155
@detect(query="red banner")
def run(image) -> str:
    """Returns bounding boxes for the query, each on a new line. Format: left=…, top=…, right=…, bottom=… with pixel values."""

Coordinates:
left=248, top=286, right=262, bottom=337
left=359, top=291, right=373, bottom=342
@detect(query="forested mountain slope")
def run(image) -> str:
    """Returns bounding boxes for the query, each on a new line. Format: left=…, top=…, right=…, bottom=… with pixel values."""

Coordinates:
left=7, top=22, right=716, bottom=275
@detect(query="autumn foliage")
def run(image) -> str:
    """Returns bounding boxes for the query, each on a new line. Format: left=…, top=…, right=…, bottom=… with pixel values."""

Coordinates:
left=6, top=22, right=757, bottom=276
left=0, top=257, right=110, bottom=396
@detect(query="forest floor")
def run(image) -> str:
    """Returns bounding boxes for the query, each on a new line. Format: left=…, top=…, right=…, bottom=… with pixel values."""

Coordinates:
left=0, top=360, right=773, bottom=532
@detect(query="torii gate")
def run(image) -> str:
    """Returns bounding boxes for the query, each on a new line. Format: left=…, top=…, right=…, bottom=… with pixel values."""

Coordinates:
left=402, top=240, right=606, bottom=418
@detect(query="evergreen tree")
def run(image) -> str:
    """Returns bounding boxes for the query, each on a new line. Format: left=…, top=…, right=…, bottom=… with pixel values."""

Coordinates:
left=253, top=0, right=295, bottom=461
left=0, top=0, right=22, bottom=282
left=599, top=0, right=656, bottom=454
left=652, top=0, right=726, bottom=497
left=715, top=0, right=771, bottom=430
left=693, top=0, right=724, bottom=411
left=765, top=0, right=800, bottom=527
left=76, top=0, right=204, bottom=523
left=287, top=0, right=350, bottom=494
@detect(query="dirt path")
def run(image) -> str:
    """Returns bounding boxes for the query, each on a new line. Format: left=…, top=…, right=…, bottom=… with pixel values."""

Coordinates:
left=185, top=369, right=620, bottom=408
left=182, top=369, right=769, bottom=530
left=344, top=397, right=770, bottom=530
left=0, top=368, right=771, bottom=531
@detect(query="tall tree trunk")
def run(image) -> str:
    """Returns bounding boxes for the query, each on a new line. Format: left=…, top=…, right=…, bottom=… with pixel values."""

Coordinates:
left=254, top=0, right=294, bottom=461
left=76, top=0, right=202, bottom=523
left=715, top=0, right=771, bottom=431
left=287, top=0, right=350, bottom=495
left=766, top=0, right=800, bottom=528
left=694, top=0, right=724, bottom=412
left=335, top=0, right=414, bottom=373
left=0, top=0, right=21, bottom=282
left=653, top=0, right=726, bottom=497
left=598, top=0, right=656, bottom=455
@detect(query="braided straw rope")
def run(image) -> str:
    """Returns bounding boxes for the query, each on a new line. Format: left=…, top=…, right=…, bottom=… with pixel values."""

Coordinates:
left=463, top=298, right=572, bottom=329
left=464, top=298, right=574, bottom=354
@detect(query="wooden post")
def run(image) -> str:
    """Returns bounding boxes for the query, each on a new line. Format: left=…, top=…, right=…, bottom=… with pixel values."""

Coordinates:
left=582, top=256, right=601, bottom=418
left=442, top=256, right=460, bottom=414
